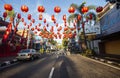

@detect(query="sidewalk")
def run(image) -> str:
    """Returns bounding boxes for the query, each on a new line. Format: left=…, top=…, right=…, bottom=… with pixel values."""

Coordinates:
left=0, top=56, right=17, bottom=67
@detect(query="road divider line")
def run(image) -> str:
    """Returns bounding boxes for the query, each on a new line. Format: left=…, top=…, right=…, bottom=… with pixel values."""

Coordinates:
left=49, top=67, right=55, bottom=78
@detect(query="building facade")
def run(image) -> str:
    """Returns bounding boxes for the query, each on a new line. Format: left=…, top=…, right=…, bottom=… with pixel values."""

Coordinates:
left=97, top=3, right=120, bottom=56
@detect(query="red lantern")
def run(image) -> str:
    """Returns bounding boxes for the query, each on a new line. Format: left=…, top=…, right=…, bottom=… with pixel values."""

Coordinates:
left=89, top=14, right=92, bottom=20
left=77, top=14, right=81, bottom=20
left=38, top=23, right=41, bottom=26
left=4, top=4, right=13, bottom=11
left=6, top=29, right=10, bottom=35
left=63, top=14, right=66, bottom=21
left=43, top=26, right=47, bottom=31
left=51, top=15, right=55, bottom=21
left=35, top=26, right=37, bottom=29
left=68, top=6, right=75, bottom=13
left=21, top=18, right=24, bottom=22
left=96, top=6, right=103, bottom=13
left=30, top=22, right=32, bottom=26
left=3, top=12, right=7, bottom=18
left=3, top=34, right=8, bottom=40
left=31, top=28, right=34, bottom=31
left=56, top=23, right=58, bottom=27
left=27, top=14, right=31, bottom=20
left=38, top=6, right=45, bottom=13
left=64, top=27, right=68, bottom=31
left=37, top=28, right=40, bottom=31
left=47, top=23, right=49, bottom=27
left=32, top=19, right=35, bottom=23
left=39, top=14, right=43, bottom=20
left=44, top=19, right=46, bottom=23
left=17, top=13, right=21, bottom=19
left=54, top=19, right=56, bottom=24
left=21, top=5, right=29, bottom=12
left=81, top=6, right=89, bottom=13
left=54, top=6, right=61, bottom=13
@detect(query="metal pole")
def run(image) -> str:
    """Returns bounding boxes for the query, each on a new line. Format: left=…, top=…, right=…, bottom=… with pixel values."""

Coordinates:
left=27, top=29, right=30, bottom=49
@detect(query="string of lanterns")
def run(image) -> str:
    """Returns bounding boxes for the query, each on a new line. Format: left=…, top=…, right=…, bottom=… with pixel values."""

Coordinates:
left=2, top=4, right=103, bottom=41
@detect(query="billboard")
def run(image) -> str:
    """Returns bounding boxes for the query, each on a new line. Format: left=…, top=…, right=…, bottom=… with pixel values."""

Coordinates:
left=85, top=22, right=101, bottom=34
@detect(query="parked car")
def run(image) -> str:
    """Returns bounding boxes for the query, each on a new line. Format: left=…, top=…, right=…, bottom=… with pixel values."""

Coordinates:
left=16, top=49, right=40, bottom=60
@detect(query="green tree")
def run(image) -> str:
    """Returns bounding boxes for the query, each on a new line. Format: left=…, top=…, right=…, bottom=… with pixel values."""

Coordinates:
left=62, top=38, right=69, bottom=50
left=68, top=2, right=97, bottom=50
left=48, top=39, right=57, bottom=45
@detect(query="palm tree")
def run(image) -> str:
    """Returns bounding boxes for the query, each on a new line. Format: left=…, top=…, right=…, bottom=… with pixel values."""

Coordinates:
left=68, top=2, right=97, bottom=51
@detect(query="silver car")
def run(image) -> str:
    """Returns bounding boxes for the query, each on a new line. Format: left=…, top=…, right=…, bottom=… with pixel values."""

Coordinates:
left=16, top=49, right=40, bottom=60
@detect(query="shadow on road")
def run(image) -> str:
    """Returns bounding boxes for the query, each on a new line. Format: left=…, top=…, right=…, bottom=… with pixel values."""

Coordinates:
left=60, top=61, right=69, bottom=78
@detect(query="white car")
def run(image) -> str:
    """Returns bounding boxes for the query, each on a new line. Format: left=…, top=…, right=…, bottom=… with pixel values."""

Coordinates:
left=16, top=49, right=40, bottom=60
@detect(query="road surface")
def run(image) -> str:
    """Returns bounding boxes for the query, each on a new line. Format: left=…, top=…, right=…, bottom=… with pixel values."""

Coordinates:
left=0, top=51, right=120, bottom=78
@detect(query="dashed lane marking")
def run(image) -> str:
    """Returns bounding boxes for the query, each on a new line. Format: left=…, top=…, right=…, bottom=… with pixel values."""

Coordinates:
left=49, top=67, right=55, bottom=78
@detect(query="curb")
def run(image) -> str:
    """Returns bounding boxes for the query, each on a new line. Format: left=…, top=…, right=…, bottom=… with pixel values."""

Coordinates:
left=90, top=56, right=120, bottom=68
left=0, top=59, right=18, bottom=68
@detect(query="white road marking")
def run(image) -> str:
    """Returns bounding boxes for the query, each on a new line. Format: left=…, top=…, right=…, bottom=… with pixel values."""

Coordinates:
left=49, top=67, right=55, bottom=78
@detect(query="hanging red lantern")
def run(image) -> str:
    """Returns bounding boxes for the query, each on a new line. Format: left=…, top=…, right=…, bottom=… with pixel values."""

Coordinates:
left=28, top=25, right=30, bottom=29
left=39, top=14, right=43, bottom=20
left=31, top=28, right=34, bottom=31
left=89, top=14, right=92, bottom=20
left=21, top=5, right=29, bottom=12
left=81, top=6, right=89, bottom=13
left=38, top=23, right=41, bottom=26
left=54, top=19, right=56, bottom=24
left=47, top=23, right=49, bottom=27
left=3, top=34, right=8, bottom=40
left=69, top=33, right=73, bottom=38
left=64, top=27, right=68, bottom=31
left=37, top=28, right=40, bottom=31
left=30, top=22, right=32, bottom=26
left=64, top=20, right=67, bottom=24
left=34, top=31, right=37, bottom=35
left=51, top=15, right=55, bottom=21
left=44, top=19, right=46, bottom=23
left=68, top=6, right=75, bottom=13
left=27, top=14, right=31, bottom=20
left=43, top=26, right=47, bottom=31
left=96, top=6, right=103, bottom=13
left=17, top=13, right=21, bottom=19
left=64, top=23, right=67, bottom=27
left=54, top=6, right=61, bottom=13
left=77, top=14, right=81, bottom=20
left=4, top=4, right=13, bottom=11
left=63, top=14, right=66, bottom=21
left=38, top=6, right=45, bottom=13
left=56, top=23, right=58, bottom=27
left=3, top=12, right=7, bottom=18
left=21, top=18, right=24, bottom=22
left=5, top=29, right=10, bottom=35
left=35, top=25, right=37, bottom=29
left=32, top=19, right=35, bottom=23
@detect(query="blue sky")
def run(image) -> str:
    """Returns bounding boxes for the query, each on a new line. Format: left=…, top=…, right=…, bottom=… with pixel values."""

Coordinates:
left=0, top=0, right=107, bottom=43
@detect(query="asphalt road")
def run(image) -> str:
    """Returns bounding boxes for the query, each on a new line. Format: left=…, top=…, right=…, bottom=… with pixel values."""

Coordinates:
left=0, top=52, right=120, bottom=78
